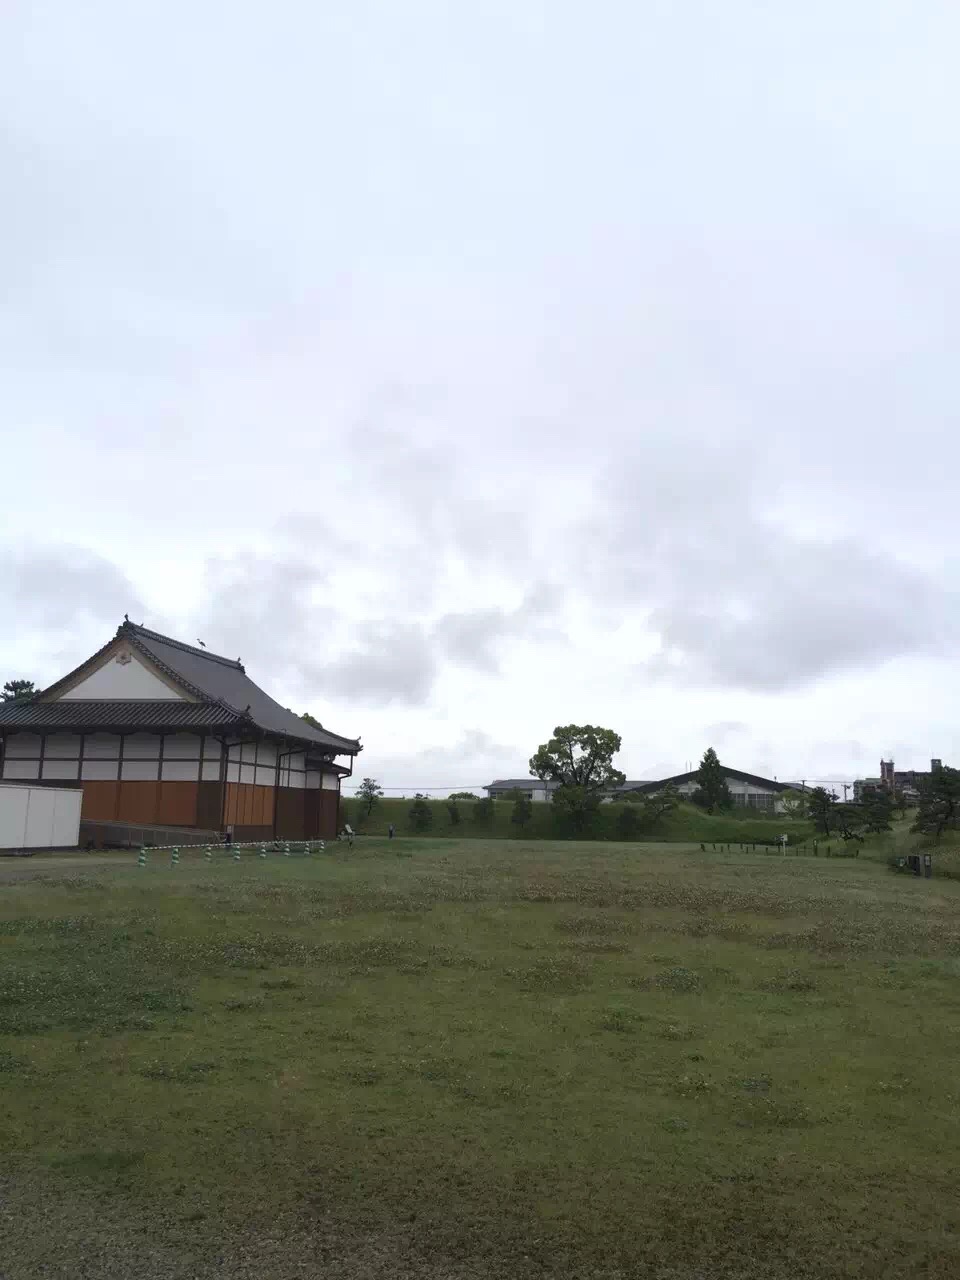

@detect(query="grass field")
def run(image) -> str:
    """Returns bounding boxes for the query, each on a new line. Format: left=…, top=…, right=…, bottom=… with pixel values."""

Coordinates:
left=3, top=837, right=960, bottom=1278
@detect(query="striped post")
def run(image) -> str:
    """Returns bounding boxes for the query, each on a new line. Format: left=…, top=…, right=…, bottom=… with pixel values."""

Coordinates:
left=284, top=842, right=291, bottom=857
left=233, top=845, right=241, bottom=863
left=138, top=845, right=147, bottom=869
left=171, top=847, right=180, bottom=868
left=259, top=843, right=267, bottom=859
left=318, top=840, right=325, bottom=853
left=204, top=845, right=213, bottom=864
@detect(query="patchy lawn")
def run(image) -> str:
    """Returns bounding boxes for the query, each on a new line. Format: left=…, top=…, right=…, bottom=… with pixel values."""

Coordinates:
left=2, top=839, right=960, bottom=1278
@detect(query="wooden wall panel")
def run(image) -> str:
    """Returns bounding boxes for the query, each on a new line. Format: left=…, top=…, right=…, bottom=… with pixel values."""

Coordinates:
left=117, top=781, right=160, bottom=823
left=223, top=784, right=275, bottom=830
left=81, top=781, right=120, bottom=822
left=275, top=788, right=306, bottom=839
left=196, top=781, right=223, bottom=832
left=157, top=782, right=199, bottom=827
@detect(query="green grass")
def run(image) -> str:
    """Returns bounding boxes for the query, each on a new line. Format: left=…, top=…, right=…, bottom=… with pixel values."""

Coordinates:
left=3, top=838, right=960, bottom=1277
left=345, top=795, right=814, bottom=844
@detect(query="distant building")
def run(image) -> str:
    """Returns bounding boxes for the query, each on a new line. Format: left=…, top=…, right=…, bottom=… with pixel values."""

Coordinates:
left=484, top=778, right=655, bottom=803
left=854, top=759, right=943, bottom=803
left=484, top=778, right=558, bottom=802
left=624, top=765, right=792, bottom=813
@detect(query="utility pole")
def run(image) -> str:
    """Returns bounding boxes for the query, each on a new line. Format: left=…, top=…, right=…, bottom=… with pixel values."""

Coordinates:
left=842, top=783, right=850, bottom=802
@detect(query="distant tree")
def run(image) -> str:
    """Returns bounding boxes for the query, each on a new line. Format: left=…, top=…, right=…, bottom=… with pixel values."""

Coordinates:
left=530, top=724, right=624, bottom=836
left=807, top=786, right=839, bottom=836
left=912, top=765, right=960, bottom=839
left=446, top=799, right=461, bottom=826
left=858, top=784, right=893, bottom=834
left=779, top=789, right=809, bottom=820
left=300, top=712, right=324, bottom=730
left=355, top=777, right=384, bottom=818
left=693, top=748, right=732, bottom=813
left=640, top=783, right=680, bottom=827
left=1, top=679, right=35, bottom=702
left=510, top=793, right=533, bottom=831
left=409, top=793, right=433, bottom=833
left=834, top=802, right=867, bottom=843
left=530, top=724, right=626, bottom=792
left=616, top=805, right=641, bottom=840
left=449, top=791, right=479, bottom=801
left=552, top=785, right=602, bottom=836
left=472, top=796, right=495, bottom=825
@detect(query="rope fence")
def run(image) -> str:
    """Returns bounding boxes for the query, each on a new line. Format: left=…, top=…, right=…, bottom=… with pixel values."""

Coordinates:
left=137, top=839, right=328, bottom=868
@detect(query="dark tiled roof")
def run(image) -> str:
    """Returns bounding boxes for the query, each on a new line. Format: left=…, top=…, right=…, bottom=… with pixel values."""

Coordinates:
left=486, top=778, right=551, bottom=789
left=124, top=624, right=360, bottom=752
left=625, top=766, right=790, bottom=795
left=4, top=621, right=361, bottom=754
left=0, top=700, right=240, bottom=731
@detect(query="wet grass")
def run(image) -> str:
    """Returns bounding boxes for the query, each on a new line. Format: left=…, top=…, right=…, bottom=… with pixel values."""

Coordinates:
left=2, top=838, right=960, bottom=1277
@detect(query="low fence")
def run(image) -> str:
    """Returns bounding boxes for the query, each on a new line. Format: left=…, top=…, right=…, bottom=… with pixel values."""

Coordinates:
left=135, top=838, right=330, bottom=867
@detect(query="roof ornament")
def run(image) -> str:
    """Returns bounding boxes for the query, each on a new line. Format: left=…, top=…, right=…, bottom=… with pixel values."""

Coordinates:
left=196, top=639, right=206, bottom=648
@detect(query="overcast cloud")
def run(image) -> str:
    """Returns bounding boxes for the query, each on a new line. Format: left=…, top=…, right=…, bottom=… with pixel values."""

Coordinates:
left=2, top=1, right=958, bottom=793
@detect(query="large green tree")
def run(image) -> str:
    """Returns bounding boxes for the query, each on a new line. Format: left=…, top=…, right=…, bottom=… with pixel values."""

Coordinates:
left=2, top=679, right=35, bottom=702
left=912, top=765, right=960, bottom=838
left=530, top=724, right=625, bottom=836
left=693, top=748, right=732, bottom=813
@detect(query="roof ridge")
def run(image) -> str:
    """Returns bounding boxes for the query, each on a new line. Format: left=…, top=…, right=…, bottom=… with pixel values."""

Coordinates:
left=123, top=622, right=244, bottom=670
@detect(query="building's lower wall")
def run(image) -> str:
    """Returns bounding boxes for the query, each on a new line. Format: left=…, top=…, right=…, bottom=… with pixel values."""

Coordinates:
left=75, top=778, right=341, bottom=839
left=81, top=780, right=200, bottom=826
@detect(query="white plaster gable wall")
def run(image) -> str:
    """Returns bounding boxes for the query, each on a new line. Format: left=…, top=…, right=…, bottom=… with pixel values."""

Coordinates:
left=59, top=652, right=185, bottom=700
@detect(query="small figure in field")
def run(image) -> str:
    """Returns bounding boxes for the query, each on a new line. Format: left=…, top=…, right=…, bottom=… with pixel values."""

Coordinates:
left=388, top=824, right=396, bottom=840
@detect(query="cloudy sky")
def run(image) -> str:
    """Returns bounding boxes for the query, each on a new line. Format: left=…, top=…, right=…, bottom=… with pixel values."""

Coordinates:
left=2, top=2, right=958, bottom=794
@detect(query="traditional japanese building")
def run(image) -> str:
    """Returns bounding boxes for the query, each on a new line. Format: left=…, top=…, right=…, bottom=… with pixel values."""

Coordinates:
left=0, top=621, right=361, bottom=842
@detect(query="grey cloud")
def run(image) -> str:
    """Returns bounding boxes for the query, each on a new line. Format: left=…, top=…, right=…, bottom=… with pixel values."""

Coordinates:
left=309, top=585, right=565, bottom=706
left=352, top=729, right=520, bottom=793
left=703, top=721, right=749, bottom=744
left=310, top=621, right=437, bottom=706
left=0, top=544, right=143, bottom=630
left=572, top=445, right=960, bottom=692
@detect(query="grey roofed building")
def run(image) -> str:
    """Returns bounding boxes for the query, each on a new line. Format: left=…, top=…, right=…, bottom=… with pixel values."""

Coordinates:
left=624, top=765, right=792, bottom=813
left=484, top=778, right=558, bottom=802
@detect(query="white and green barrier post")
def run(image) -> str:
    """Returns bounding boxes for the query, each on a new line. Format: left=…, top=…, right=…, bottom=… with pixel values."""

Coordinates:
left=284, top=842, right=291, bottom=857
left=138, top=845, right=147, bottom=869
left=171, top=847, right=180, bottom=868
left=233, top=844, right=241, bottom=863
left=204, top=845, right=213, bottom=864
left=259, top=843, right=267, bottom=859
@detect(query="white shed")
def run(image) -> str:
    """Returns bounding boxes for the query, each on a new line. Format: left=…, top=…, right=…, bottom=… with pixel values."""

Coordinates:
left=0, top=783, right=82, bottom=851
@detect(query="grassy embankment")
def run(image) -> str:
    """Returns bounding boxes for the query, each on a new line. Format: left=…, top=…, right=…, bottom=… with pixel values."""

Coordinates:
left=3, top=835, right=960, bottom=1277
left=343, top=795, right=816, bottom=844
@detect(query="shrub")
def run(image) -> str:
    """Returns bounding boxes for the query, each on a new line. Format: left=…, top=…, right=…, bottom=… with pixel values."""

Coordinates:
left=409, top=794, right=433, bottom=832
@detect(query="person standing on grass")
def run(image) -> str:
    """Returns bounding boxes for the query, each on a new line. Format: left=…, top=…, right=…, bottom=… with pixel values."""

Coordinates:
left=388, top=823, right=395, bottom=840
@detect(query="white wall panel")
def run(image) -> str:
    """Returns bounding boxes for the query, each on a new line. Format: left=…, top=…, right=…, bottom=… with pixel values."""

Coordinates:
left=8, top=734, right=41, bottom=758
left=0, top=787, right=29, bottom=846
left=3, top=760, right=40, bottom=780
left=284, top=769, right=306, bottom=790
left=0, top=785, right=81, bottom=849
left=84, top=734, right=120, bottom=759
left=225, top=761, right=241, bottom=783
left=81, top=760, right=120, bottom=780
left=257, top=743, right=277, bottom=767
left=42, top=760, right=79, bottom=780
left=203, top=737, right=221, bottom=759
left=305, top=770, right=320, bottom=788
left=288, top=753, right=306, bottom=773
left=161, top=759, right=199, bottom=781
left=255, top=766, right=275, bottom=786
left=241, top=743, right=257, bottom=762
left=202, top=761, right=221, bottom=782
left=321, top=772, right=340, bottom=791
left=163, top=734, right=202, bottom=759
left=122, top=760, right=158, bottom=781
left=239, top=764, right=256, bottom=785
left=60, top=653, right=184, bottom=700
left=123, top=734, right=160, bottom=759
left=44, top=734, right=81, bottom=758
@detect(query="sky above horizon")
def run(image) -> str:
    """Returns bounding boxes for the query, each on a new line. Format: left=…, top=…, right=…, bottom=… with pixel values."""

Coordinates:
left=2, top=2, right=958, bottom=795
